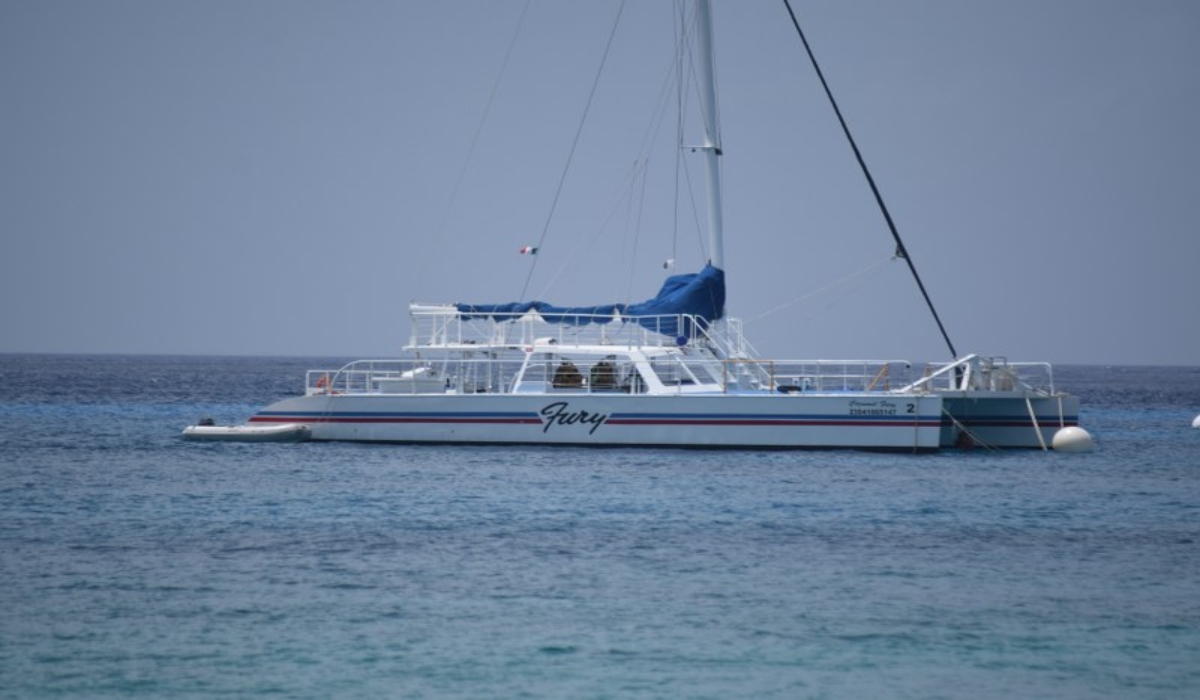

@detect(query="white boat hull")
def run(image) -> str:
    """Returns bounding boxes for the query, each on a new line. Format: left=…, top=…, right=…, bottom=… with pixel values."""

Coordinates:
left=182, top=423, right=312, bottom=443
left=249, top=392, right=944, bottom=451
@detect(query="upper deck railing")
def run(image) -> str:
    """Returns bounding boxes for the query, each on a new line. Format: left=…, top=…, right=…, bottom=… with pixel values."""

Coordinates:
left=407, top=304, right=743, bottom=353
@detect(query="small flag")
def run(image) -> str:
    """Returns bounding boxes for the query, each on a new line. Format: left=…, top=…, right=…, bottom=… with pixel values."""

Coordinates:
left=662, top=258, right=675, bottom=270
left=519, top=246, right=539, bottom=255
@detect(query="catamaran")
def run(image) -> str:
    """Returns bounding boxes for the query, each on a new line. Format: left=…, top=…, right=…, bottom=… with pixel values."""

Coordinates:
left=229, top=1, right=1085, bottom=452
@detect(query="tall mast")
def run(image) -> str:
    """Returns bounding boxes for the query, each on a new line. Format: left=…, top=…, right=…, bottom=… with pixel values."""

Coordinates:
left=695, top=0, right=724, bottom=271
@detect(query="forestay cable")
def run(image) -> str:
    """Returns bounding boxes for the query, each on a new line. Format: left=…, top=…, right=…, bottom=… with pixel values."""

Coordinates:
left=780, top=0, right=958, bottom=358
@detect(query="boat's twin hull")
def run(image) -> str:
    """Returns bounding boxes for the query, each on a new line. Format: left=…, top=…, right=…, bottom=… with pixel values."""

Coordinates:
left=941, top=393, right=1081, bottom=449
left=250, top=392, right=945, bottom=451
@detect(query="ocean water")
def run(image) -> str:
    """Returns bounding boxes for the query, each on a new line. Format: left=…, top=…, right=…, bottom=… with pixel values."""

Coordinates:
left=1, top=355, right=1198, bottom=698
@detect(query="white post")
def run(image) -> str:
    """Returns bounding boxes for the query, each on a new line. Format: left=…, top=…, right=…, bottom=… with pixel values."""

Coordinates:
left=695, top=0, right=724, bottom=272
left=1025, top=396, right=1049, bottom=451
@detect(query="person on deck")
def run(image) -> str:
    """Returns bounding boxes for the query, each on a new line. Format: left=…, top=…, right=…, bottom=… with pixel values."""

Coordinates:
left=590, top=357, right=617, bottom=390
left=552, top=360, right=583, bottom=389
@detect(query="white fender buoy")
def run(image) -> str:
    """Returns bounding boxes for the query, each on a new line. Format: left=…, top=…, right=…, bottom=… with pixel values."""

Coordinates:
left=1192, top=414, right=1200, bottom=428
left=1052, top=426, right=1095, bottom=453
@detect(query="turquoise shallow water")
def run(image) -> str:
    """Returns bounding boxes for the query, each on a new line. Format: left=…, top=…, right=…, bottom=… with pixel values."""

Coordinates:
left=1, top=356, right=1198, bottom=698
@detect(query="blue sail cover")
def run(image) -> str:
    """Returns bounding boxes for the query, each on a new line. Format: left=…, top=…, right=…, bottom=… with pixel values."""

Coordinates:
left=456, top=264, right=726, bottom=336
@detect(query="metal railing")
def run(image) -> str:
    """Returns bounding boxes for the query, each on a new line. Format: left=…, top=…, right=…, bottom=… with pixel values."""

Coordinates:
left=304, top=355, right=922, bottom=397
left=407, top=305, right=732, bottom=351
left=732, top=359, right=915, bottom=394
left=897, top=355, right=1058, bottom=395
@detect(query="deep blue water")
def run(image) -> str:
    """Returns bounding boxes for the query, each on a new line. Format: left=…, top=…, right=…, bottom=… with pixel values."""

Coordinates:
left=1, top=355, right=1198, bottom=698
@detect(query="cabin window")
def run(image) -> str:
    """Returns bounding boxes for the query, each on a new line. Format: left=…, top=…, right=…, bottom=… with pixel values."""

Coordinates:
left=688, top=362, right=724, bottom=386
left=621, top=365, right=647, bottom=394
left=649, top=358, right=695, bottom=386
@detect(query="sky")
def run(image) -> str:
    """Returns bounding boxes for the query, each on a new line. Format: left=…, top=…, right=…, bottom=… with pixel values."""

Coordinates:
left=2, top=0, right=1197, bottom=365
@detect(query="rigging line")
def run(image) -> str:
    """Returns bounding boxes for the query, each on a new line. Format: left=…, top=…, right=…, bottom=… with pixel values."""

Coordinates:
left=537, top=40, right=678, bottom=302
left=745, top=255, right=894, bottom=323
left=431, top=0, right=532, bottom=246
left=620, top=161, right=641, bottom=302
left=780, top=0, right=958, bottom=358
left=635, top=27, right=683, bottom=170
left=519, top=0, right=628, bottom=302
left=606, top=17, right=685, bottom=287
left=680, top=148, right=707, bottom=258
left=535, top=158, right=647, bottom=301
left=677, top=8, right=711, bottom=262
left=624, top=155, right=652, bottom=301
left=671, top=0, right=685, bottom=264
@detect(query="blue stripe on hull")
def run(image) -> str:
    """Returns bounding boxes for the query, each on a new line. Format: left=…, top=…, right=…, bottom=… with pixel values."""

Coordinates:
left=943, top=416, right=1080, bottom=428
left=251, top=412, right=940, bottom=428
